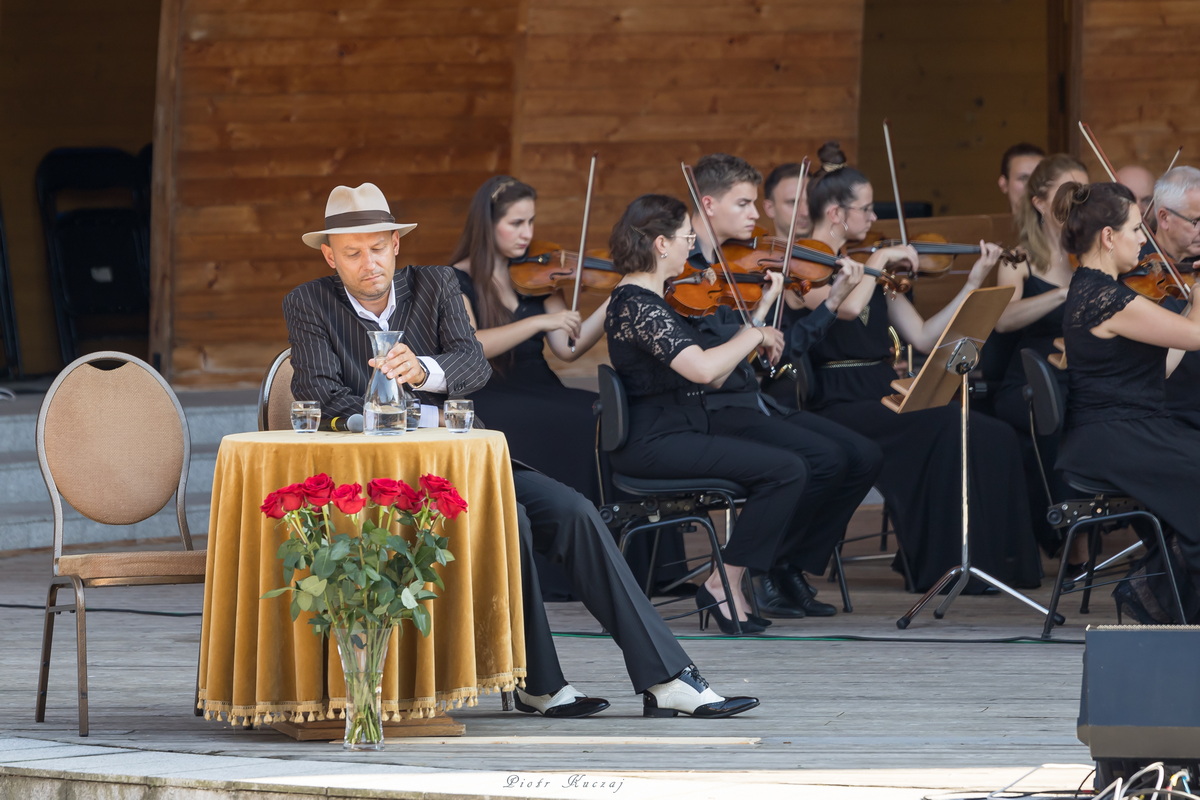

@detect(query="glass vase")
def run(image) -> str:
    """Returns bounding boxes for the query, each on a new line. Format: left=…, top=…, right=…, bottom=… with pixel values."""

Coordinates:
left=364, top=329, right=408, bottom=436
left=332, top=624, right=393, bottom=750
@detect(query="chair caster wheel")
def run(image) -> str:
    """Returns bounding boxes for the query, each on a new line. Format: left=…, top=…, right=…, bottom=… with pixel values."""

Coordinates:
left=933, top=610, right=944, bottom=619
left=1053, top=613, right=1066, bottom=626
left=896, top=617, right=910, bottom=629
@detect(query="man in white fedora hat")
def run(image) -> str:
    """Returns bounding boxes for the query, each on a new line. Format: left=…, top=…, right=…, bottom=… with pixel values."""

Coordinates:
left=284, top=183, right=759, bottom=721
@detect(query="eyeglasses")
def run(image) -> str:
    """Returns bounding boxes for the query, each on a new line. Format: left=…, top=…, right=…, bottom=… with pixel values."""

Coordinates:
left=669, top=232, right=698, bottom=245
left=841, top=203, right=876, bottom=217
left=1164, top=207, right=1200, bottom=228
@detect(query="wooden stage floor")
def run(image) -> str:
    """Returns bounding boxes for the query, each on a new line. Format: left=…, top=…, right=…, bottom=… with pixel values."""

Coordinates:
left=0, top=506, right=1121, bottom=798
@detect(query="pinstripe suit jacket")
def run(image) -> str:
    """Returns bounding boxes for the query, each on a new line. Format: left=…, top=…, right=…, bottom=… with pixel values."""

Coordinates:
left=283, top=265, right=490, bottom=421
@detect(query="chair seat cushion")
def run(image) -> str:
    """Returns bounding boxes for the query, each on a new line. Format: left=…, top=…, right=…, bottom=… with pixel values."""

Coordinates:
left=57, top=549, right=207, bottom=581
left=614, top=473, right=747, bottom=498
left=1063, top=472, right=1127, bottom=497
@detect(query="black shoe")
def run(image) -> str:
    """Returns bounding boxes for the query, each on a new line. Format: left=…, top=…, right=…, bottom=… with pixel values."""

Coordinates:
left=514, top=685, right=610, bottom=718
left=643, top=665, right=760, bottom=719
left=773, top=567, right=837, bottom=616
left=696, top=584, right=764, bottom=635
left=749, top=573, right=806, bottom=618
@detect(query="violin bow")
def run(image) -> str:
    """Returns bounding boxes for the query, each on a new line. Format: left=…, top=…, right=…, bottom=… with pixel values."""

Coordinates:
left=1141, top=145, right=1183, bottom=223
left=772, top=156, right=811, bottom=330
left=569, top=152, right=598, bottom=351
left=1079, top=122, right=1189, bottom=299
left=882, top=119, right=908, bottom=247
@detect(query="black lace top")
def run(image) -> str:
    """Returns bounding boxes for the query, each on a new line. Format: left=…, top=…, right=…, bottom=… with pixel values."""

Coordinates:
left=1063, top=266, right=1168, bottom=427
left=605, top=284, right=703, bottom=398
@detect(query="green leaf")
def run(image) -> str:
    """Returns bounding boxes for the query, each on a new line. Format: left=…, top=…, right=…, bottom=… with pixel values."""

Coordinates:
left=296, top=591, right=314, bottom=612
left=261, top=587, right=292, bottom=599
left=399, top=586, right=418, bottom=609
left=298, top=574, right=327, bottom=594
left=411, top=606, right=430, bottom=637
left=311, top=547, right=336, bottom=579
left=329, top=538, right=351, bottom=560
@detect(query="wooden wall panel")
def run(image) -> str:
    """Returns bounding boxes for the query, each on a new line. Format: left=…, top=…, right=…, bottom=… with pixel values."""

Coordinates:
left=159, top=0, right=866, bottom=387
left=1075, top=1, right=1200, bottom=176
left=856, top=0, right=1049, bottom=219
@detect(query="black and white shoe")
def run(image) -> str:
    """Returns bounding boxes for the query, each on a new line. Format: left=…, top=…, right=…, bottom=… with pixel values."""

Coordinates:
left=642, top=665, right=759, bottom=719
left=514, top=684, right=610, bottom=718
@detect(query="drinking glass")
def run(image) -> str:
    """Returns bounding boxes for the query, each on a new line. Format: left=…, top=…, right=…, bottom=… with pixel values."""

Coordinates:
left=404, top=397, right=422, bottom=431
left=443, top=399, right=474, bottom=433
left=290, top=401, right=320, bottom=433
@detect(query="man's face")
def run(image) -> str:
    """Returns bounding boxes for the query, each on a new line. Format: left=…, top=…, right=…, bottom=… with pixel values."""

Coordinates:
left=1116, top=165, right=1156, bottom=214
left=704, top=181, right=760, bottom=243
left=999, top=154, right=1043, bottom=215
left=321, top=230, right=399, bottom=305
left=1156, top=187, right=1200, bottom=261
left=763, top=176, right=812, bottom=238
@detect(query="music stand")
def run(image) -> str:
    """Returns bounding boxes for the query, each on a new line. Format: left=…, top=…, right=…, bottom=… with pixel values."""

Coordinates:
left=890, top=286, right=1060, bottom=628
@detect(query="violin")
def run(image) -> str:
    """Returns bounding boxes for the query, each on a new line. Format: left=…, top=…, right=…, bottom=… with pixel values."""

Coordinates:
left=508, top=240, right=622, bottom=297
left=1120, top=254, right=1187, bottom=304
left=666, top=265, right=807, bottom=317
left=849, top=232, right=1026, bottom=276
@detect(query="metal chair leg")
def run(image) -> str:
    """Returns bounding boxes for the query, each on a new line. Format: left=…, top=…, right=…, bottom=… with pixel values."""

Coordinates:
left=35, top=582, right=59, bottom=724
left=70, top=577, right=89, bottom=736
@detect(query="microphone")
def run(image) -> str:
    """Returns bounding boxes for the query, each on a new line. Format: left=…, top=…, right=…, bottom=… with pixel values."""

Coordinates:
left=324, top=414, right=364, bottom=432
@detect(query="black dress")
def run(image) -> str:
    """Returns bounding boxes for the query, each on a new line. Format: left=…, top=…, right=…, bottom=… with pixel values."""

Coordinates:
left=990, top=268, right=1070, bottom=555
left=1057, top=266, right=1200, bottom=622
left=604, top=284, right=808, bottom=573
left=802, top=288, right=1042, bottom=592
left=455, top=271, right=599, bottom=503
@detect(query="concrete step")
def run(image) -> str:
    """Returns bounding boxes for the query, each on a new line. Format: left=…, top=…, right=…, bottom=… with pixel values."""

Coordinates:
left=0, top=494, right=213, bottom=552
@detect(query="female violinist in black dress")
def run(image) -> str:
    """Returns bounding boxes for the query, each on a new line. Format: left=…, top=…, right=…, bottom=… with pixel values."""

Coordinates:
left=450, top=176, right=608, bottom=502
left=992, top=155, right=1088, bottom=557
left=604, top=193, right=868, bottom=633
left=792, top=142, right=1042, bottom=593
left=1055, top=180, right=1200, bottom=622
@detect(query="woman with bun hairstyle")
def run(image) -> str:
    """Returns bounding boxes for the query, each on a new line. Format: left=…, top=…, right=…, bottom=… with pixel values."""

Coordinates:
left=790, top=141, right=1041, bottom=593
left=1055, top=180, right=1200, bottom=622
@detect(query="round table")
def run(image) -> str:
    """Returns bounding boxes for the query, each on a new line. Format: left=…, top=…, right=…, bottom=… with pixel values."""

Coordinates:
left=196, top=429, right=525, bottom=726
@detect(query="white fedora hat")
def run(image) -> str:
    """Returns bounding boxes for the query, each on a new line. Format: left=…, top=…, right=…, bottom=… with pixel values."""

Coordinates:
left=302, top=182, right=417, bottom=249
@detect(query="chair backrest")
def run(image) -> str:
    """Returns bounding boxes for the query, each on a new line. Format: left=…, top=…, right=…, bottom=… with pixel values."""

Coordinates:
left=258, top=348, right=294, bottom=431
left=36, top=352, right=193, bottom=564
left=595, top=364, right=630, bottom=453
left=1020, top=348, right=1065, bottom=438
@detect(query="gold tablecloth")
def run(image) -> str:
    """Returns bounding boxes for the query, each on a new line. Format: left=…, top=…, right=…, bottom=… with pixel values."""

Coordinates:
left=197, top=429, right=525, bottom=725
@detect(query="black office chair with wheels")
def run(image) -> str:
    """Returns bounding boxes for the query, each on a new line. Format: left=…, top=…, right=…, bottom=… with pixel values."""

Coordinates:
left=594, top=364, right=749, bottom=633
left=1021, top=348, right=1185, bottom=638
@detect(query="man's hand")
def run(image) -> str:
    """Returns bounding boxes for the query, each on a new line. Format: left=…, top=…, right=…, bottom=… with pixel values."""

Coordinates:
left=370, top=342, right=428, bottom=387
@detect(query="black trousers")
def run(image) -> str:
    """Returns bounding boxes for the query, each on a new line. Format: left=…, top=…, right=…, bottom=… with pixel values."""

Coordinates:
left=513, top=468, right=691, bottom=696
left=610, top=403, right=808, bottom=572
left=771, top=408, right=883, bottom=573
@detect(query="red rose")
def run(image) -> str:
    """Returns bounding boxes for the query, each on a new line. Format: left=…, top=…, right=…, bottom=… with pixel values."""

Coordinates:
left=432, top=487, right=468, bottom=520
left=419, top=474, right=456, bottom=496
left=367, top=478, right=402, bottom=507
left=420, top=474, right=467, bottom=520
left=277, top=483, right=307, bottom=511
left=301, top=473, right=335, bottom=506
left=331, top=483, right=365, bottom=515
left=395, top=480, right=423, bottom=514
left=260, top=491, right=287, bottom=519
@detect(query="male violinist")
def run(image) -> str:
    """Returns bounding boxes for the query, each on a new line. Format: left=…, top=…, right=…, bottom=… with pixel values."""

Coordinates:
left=1148, top=166, right=1200, bottom=429
left=285, top=182, right=758, bottom=719
left=762, top=162, right=814, bottom=240
left=998, top=143, right=1045, bottom=217
left=683, top=154, right=882, bottom=619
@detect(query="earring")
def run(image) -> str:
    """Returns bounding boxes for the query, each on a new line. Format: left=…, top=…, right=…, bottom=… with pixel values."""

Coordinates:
left=659, top=251, right=667, bottom=258
left=841, top=220, right=849, bottom=233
